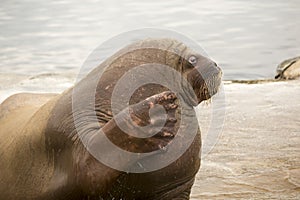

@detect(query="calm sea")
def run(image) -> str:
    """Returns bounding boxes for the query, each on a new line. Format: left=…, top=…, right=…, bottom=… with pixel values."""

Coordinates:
left=0, top=0, right=300, bottom=80
left=1, top=0, right=300, bottom=80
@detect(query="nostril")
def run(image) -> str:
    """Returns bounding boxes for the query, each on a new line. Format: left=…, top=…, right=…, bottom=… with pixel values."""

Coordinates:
left=211, top=63, right=222, bottom=75
left=209, top=62, right=219, bottom=70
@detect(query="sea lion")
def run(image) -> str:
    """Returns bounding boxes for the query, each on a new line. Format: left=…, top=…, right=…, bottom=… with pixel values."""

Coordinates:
left=0, top=38, right=222, bottom=200
left=275, top=56, right=300, bottom=80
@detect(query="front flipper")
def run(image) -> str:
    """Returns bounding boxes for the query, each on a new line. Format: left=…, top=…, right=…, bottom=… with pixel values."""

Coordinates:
left=73, top=91, right=179, bottom=198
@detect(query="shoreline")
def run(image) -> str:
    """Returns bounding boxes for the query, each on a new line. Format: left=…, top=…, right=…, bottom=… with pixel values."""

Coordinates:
left=193, top=80, right=300, bottom=199
left=0, top=74, right=299, bottom=199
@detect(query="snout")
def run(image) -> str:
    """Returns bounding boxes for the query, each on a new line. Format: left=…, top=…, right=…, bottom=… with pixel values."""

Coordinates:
left=186, top=61, right=222, bottom=105
left=196, top=62, right=222, bottom=80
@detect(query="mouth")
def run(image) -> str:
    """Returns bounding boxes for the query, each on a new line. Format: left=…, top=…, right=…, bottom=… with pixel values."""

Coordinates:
left=201, top=71, right=222, bottom=101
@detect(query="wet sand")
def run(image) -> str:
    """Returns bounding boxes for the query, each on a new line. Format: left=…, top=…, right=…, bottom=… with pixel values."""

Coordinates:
left=0, top=76, right=299, bottom=199
left=192, top=80, right=300, bottom=199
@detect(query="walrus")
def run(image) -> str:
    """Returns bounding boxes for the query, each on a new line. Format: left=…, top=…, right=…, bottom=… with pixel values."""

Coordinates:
left=0, top=38, right=222, bottom=200
left=275, top=56, right=300, bottom=80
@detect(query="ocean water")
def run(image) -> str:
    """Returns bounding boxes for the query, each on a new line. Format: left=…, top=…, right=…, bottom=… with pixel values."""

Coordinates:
left=0, top=0, right=300, bottom=80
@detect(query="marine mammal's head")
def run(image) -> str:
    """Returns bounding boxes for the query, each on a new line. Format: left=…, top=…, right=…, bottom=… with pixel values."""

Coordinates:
left=93, top=38, right=222, bottom=107
left=161, top=39, right=223, bottom=106
left=180, top=51, right=223, bottom=106
left=275, top=56, right=300, bottom=80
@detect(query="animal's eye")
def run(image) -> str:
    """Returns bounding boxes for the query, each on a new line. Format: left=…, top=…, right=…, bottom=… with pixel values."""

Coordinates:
left=188, top=55, right=197, bottom=65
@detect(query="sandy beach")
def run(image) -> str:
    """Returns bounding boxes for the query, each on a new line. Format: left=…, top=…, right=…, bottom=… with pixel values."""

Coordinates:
left=0, top=74, right=299, bottom=199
